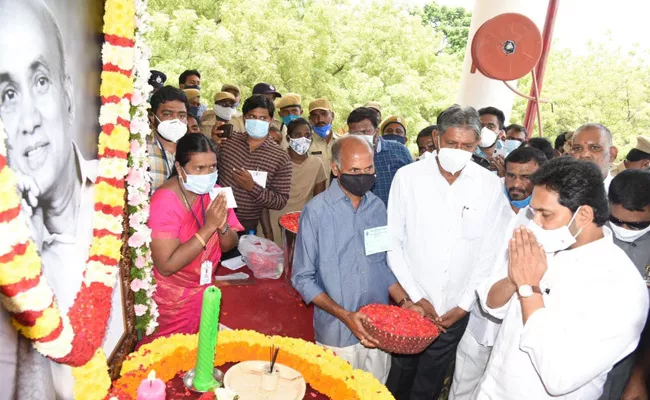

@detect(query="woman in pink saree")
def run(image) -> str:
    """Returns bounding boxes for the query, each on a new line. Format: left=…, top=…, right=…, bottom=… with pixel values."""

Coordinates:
left=141, top=134, right=243, bottom=346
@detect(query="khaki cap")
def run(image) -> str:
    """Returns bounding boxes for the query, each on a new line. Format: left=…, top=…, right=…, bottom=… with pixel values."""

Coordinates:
left=214, top=91, right=236, bottom=102
left=309, top=97, right=332, bottom=113
left=380, top=115, right=406, bottom=132
left=365, top=101, right=382, bottom=113
left=221, top=84, right=240, bottom=95
left=276, top=93, right=302, bottom=109
left=635, top=135, right=650, bottom=154
left=183, top=88, right=200, bottom=100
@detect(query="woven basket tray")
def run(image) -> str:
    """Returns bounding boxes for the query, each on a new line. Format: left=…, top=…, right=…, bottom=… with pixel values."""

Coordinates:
left=362, top=319, right=438, bottom=354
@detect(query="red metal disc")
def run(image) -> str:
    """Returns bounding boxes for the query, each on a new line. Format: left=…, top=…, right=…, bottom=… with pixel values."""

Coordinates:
left=471, top=13, right=543, bottom=81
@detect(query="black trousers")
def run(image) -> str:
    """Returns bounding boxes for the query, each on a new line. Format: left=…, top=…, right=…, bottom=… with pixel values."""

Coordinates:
left=386, top=313, right=470, bottom=400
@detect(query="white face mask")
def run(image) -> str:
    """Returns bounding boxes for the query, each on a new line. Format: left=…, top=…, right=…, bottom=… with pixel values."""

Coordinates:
left=527, top=206, right=583, bottom=253
left=214, top=104, right=235, bottom=121
left=479, top=127, right=498, bottom=148
left=437, top=138, right=473, bottom=174
left=156, top=116, right=187, bottom=143
left=289, top=137, right=312, bottom=155
left=361, top=134, right=375, bottom=148
left=609, top=222, right=650, bottom=243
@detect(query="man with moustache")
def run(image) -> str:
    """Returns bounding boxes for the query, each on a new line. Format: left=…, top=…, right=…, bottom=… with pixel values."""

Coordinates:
left=147, top=86, right=190, bottom=192
left=450, top=147, right=547, bottom=399
left=0, top=0, right=124, bottom=398
left=308, top=98, right=337, bottom=184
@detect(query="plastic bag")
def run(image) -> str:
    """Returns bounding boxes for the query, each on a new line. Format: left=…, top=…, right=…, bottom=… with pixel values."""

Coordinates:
left=237, top=235, right=284, bottom=279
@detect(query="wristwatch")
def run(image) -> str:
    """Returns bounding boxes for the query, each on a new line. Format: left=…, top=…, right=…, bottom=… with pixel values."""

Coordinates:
left=518, top=284, right=543, bottom=298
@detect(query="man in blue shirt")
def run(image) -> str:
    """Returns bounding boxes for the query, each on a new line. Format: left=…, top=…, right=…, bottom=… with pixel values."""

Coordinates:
left=346, top=107, right=412, bottom=206
left=292, top=135, right=421, bottom=383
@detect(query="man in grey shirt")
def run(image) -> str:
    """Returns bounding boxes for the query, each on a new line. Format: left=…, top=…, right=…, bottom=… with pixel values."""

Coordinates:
left=292, top=135, right=422, bottom=383
left=601, top=169, right=650, bottom=400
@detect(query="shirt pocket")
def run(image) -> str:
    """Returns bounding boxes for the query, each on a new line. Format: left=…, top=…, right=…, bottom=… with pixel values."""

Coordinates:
left=460, top=204, right=483, bottom=240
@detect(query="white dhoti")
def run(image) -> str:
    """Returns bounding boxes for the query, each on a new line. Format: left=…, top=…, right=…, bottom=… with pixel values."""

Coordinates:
left=449, top=331, right=493, bottom=400
left=317, top=342, right=391, bottom=384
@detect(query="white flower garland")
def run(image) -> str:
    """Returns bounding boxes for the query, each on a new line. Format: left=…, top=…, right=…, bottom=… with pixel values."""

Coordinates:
left=128, top=0, right=158, bottom=336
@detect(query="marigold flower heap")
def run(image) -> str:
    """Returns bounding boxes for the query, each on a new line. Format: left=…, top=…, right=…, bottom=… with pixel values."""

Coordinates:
left=108, top=330, right=395, bottom=399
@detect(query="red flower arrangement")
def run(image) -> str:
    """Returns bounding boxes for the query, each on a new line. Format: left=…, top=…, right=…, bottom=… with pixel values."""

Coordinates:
left=360, top=304, right=440, bottom=354
left=279, top=211, right=300, bottom=234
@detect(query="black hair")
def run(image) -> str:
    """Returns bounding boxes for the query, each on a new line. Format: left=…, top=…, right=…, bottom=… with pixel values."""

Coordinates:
left=626, top=148, right=650, bottom=162
left=505, top=123, right=527, bottom=137
left=505, top=147, right=548, bottom=168
left=242, top=94, right=275, bottom=118
left=554, top=132, right=569, bottom=151
left=287, top=118, right=312, bottom=137
left=608, top=169, right=650, bottom=212
left=525, top=137, right=555, bottom=160
left=178, top=69, right=201, bottom=86
left=347, top=107, right=379, bottom=129
left=417, top=125, right=437, bottom=140
left=171, top=134, right=217, bottom=176
left=150, top=86, right=190, bottom=115
left=530, top=157, right=609, bottom=226
left=478, top=106, right=505, bottom=130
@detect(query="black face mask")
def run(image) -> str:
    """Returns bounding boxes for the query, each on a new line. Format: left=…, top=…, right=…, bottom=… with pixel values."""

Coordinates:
left=338, top=173, right=376, bottom=197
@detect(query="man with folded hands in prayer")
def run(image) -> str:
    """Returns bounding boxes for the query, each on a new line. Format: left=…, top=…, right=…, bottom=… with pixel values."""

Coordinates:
left=292, top=135, right=421, bottom=383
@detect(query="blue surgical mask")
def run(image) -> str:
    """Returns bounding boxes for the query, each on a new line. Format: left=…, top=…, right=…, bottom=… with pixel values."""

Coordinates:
left=245, top=119, right=270, bottom=139
left=313, top=123, right=332, bottom=138
left=281, top=114, right=300, bottom=126
left=474, top=147, right=488, bottom=159
left=505, top=185, right=531, bottom=208
left=234, top=101, right=240, bottom=109
left=182, top=168, right=218, bottom=195
left=503, top=139, right=522, bottom=154
left=382, top=134, right=406, bottom=145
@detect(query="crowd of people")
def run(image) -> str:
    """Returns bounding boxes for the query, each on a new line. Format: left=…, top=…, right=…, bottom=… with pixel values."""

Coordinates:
left=144, top=68, right=650, bottom=400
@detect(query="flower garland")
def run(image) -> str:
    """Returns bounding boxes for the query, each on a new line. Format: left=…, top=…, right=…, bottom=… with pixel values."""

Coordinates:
left=126, top=0, right=158, bottom=336
left=107, top=330, right=394, bottom=399
left=0, top=0, right=135, bottom=398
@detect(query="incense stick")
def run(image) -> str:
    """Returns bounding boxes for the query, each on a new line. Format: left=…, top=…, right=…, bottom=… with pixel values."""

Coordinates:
left=269, top=346, right=280, bottom=373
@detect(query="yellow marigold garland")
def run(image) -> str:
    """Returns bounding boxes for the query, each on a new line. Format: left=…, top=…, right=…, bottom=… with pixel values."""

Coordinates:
left=111, top=330, right=395, bottom=399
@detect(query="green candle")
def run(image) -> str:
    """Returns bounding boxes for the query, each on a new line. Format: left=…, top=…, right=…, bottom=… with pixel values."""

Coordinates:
left=193, top=286, right=221, bottom=391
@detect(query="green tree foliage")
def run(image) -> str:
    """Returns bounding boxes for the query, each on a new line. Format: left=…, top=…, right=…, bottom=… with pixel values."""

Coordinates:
left=147, top=0, right=463, bottom=141
left=511, top=38, right=650, bottom=157
left=419, top=3, right=472, bottom=55
left=148, top=1, right=649, bottom=158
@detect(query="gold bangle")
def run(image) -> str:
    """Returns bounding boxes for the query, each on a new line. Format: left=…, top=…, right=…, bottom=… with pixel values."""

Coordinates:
left=194, top=232, right=206, bottom=248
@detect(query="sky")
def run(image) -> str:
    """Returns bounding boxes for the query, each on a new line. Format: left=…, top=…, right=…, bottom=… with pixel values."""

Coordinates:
left=405, top=0, right=650, bottom=52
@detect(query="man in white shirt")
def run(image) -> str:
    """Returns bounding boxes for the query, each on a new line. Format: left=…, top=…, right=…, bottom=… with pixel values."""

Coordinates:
left=450, top=147, right=548, bottom=399
left=568, top=123, right=618, bottom=192
left=386, top=105, right=507, bottom=400
left=475, top=157, right=649, bottom=400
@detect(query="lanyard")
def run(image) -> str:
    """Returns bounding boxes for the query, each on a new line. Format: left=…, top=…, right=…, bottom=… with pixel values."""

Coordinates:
left=179, top=181, right=206, bottom=228
left=156, top=136, right=172, bottom=178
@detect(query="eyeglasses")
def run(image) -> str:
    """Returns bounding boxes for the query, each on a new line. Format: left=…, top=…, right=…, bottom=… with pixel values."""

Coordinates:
left=609, top=215, right=650, bottom=230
